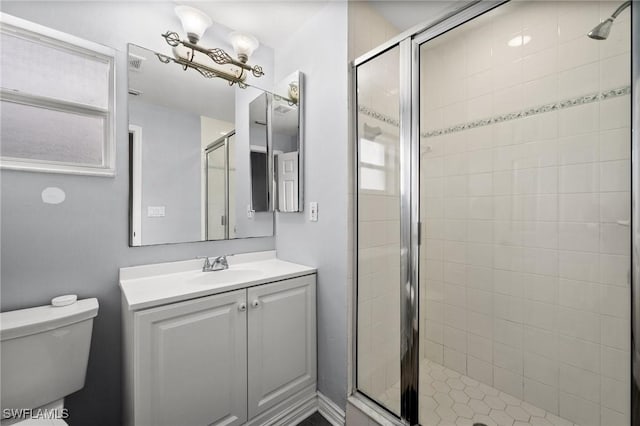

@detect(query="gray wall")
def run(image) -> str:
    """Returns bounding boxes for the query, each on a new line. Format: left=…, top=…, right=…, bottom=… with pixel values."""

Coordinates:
left=129, top=97, right=202, bottom=245
left=273, top=2, right=350, bottom=409
left=0, top=3, right=275, bottom=425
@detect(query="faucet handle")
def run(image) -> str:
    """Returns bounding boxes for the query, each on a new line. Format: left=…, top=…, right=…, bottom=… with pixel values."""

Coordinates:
left=196, top=256, right=213, bottom=268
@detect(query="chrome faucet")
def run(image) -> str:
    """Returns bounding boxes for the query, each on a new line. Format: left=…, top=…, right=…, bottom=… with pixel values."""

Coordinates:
left=200, top=255, right=229, bottom=272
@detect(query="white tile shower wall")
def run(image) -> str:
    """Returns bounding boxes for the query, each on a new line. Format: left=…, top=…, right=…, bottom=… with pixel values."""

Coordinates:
left=357, top=116, right=401, bottom=412
left=420, top=2, right=630, bottom=425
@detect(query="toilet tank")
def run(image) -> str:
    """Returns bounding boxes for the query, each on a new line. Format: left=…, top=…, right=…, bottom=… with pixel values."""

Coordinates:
left=0, top=298, right=99, bottom=413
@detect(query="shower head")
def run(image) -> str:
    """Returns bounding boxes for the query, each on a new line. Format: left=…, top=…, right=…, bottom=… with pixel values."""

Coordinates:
left=587, top=1, right=630, bottom=40
left=588, top=17, right=614, bottom=40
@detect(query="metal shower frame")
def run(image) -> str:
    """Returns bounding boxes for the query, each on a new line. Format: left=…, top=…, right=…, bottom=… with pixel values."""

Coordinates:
left=351, top=1, right=638, bottom=425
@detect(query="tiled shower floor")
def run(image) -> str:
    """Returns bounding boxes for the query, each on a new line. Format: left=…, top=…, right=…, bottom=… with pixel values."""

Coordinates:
left=378, top=359, right=579, bottom=426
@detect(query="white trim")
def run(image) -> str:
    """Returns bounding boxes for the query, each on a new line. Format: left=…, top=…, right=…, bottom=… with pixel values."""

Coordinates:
left=347, top=395, right=401, bottom=426
left=245, top=385, right=316, bottom=426
left=317, top=392, right=346, bottom=426
left=0, top=12, right=116, bottom=177
left=0, top=12, right=115, bottom=57
left=0, top=159, right=115, bottom=177
left=129, top=125, right=143, bottom=246
left=250, top=390, right=346, bottom=426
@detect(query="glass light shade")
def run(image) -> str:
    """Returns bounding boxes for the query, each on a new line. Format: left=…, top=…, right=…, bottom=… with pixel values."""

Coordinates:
left=228, top=32, right=259, bottom=62
left=175, top=5, right=212, bottom=44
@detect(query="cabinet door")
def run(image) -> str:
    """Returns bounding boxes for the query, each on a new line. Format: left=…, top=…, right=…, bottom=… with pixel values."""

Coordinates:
left=135, top=290, right=247, bottom=426
left=247, top=275, right=316, bottom=418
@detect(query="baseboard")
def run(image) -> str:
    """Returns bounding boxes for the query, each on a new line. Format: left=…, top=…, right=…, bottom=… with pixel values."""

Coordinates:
left=246, top=387, right=346, bottom=426
left=247, top=385, right=317, bottom=426
left=317, top=392, right=346, bottom=426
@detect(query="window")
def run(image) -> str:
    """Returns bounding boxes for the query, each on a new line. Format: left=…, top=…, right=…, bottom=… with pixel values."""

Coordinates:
left=359, top=138, right=387, bottom=191
left=0, top=13, right=115, bottom=176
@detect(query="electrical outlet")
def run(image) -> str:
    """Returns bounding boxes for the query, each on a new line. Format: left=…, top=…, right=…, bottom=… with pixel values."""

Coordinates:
left=309, top=202, right=318, bottom=222
left=147, top=206, right=165, bottom=217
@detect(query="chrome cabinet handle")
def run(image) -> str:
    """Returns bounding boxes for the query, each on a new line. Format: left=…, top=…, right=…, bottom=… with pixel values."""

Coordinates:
left=238, top=302, right=247, bottom=312
left=251, top=300, right=260, bottom=308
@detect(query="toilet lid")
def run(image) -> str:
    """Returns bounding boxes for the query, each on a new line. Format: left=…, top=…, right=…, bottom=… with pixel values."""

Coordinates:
left=0, top=298, right=98, bottom=341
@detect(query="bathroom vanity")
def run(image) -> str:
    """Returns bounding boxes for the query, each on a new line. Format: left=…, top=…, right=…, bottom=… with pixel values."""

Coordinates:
left=120, top=251, right=317, bottom=426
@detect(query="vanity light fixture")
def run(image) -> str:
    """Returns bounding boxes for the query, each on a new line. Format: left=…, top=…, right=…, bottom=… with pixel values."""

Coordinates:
left=157, top=5, right=264, bottom=88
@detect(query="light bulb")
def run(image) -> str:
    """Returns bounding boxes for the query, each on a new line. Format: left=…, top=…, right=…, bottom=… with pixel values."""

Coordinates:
left=175, top=5, right=212, bottom=44
left=229, top=32, right=259, bottom=63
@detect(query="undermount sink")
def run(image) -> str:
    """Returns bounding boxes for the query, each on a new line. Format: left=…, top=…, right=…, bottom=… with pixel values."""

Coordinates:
left=188, top=268, right=263, bottom=285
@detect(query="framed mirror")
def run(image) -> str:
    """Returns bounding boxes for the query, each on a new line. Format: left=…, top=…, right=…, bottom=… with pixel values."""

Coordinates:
left=128, top=43, right=275, bottom=246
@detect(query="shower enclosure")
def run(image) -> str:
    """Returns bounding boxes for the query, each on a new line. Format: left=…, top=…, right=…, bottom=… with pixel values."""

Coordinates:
left=354, top=1, right=636, bottom=425
left=206, top=131, right=236, bottom=240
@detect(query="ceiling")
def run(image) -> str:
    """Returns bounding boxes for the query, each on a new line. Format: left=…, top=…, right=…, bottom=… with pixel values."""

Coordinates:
left=369, top=0, right=465, bottom=34
left=182, top=1, right=329, bottom=49
left=187, top=1, right=461, bottom=49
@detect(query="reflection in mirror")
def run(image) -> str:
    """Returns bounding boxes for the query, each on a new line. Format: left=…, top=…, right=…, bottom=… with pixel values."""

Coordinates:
left=127, top=43, right=274, bottom=246
left=249, top=93, right=269, bottom=212
left=273, top=71, right=303, bottom=212
left=205, top=131, right=236, bottom=240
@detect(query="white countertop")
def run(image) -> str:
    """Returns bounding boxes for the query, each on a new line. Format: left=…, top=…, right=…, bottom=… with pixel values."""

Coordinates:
left=119, top=251, right=316, bottom=311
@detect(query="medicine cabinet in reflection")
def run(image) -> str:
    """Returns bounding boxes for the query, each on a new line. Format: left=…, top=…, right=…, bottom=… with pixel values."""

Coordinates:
left=248, top=93, right=270, bottom=213
left=273, top=71, right=303, bottom=213
left=247, top=70, right=304, bottom=214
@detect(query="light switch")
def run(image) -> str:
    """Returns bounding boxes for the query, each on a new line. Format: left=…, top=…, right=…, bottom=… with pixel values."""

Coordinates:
left=147, top=206, right=165, bottom=217
left=309, top=202, right=318, bottom=222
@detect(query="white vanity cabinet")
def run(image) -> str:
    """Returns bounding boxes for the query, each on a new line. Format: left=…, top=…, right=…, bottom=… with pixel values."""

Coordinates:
left=122, top=263, right=316, bottom=426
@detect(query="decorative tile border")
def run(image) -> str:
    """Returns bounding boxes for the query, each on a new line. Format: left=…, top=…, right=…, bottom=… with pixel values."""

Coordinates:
left=357, top=105, right=399, bottom=127
left=358, top=85, right=631, bottom=139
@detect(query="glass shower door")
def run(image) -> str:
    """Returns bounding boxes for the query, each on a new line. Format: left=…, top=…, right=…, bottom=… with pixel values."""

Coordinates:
left=206, top=142, right=227, bottom=240
left=356, top=45, right=402, bottom=415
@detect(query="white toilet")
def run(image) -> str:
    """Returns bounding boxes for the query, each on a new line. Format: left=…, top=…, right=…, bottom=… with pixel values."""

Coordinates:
left=0, top=298, right=98, bottom=425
